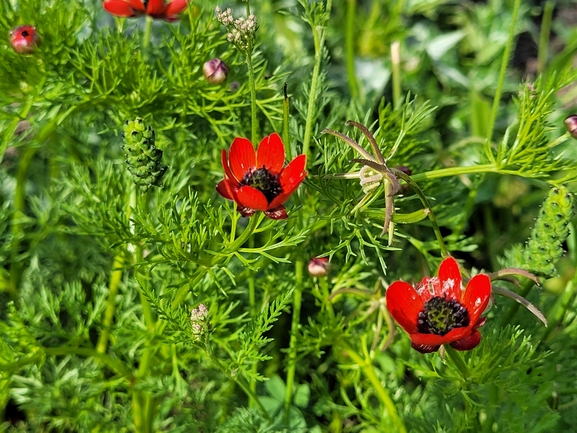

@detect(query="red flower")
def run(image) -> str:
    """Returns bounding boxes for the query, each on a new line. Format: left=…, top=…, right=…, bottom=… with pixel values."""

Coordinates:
left=216, top=133, right=307, bottom=220
left=10, top=25, right=38, bottom=54
left=386, top=257, right=491, bottom=353
left=103, top=0, right=188, bottom=21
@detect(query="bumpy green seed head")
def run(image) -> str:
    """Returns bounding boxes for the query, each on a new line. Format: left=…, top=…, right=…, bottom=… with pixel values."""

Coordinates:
left=522, top=186, right=574, bottom=277
left=122, top=118, right=167, bottom=193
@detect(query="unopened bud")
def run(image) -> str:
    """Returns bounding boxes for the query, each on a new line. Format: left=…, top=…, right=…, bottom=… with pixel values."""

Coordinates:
left=564, top=115, right=577, bottom=139
left=308, top=257, right=331, bottom=277
left=203, top=58, right=229, bottom=84
left=10, top=25, right=38, bottom=54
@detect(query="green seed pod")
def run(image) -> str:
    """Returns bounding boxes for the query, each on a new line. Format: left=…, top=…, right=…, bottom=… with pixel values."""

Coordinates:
left=522, top=186, right=574, bottom=277
left=122, top=118, right=167, bottom=192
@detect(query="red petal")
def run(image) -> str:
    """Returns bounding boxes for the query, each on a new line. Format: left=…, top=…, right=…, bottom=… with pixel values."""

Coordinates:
left=450, top=330, right=482, bottom=351
left=103, top=0, right=137, bottom=16
left=236, top=186, right=269, bottom=211
left=164, top=0, right=188, bottom=17
left=128, top=0, right=146, bottom=12
left=415, top=276, right=434, bottom=302
left=410, top=326, right=473, bottom=347
left=411, top=342, right=440, bottom=353
left=257, top=133, right=285, bottom=174
left=437, top=257, right=462, bottom=300
left=279, top=154, right=307, bottom=189
left=237, top=206, right=256, bottom=217
left=264, top=206, right=288, bottom=220
left=462, top=274, right=491, bottom=324
left=221, top=149, right=237, bottom=184
left=216, top=179, right=236, bottom=200
left=144, top=0, right=165, bottom=15
left=229, top=138, right=256, bottom=182
left=385, top=281, right=423, bottom=334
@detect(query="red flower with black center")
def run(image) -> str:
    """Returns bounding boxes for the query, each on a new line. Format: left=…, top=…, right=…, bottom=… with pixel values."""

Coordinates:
left=103, top=0, right=188, bottom=21
left=10, top=25, right=38, bottom=54
left=216, top=133, right=307, bottom=220
left=386, top=257, right=491, bottom=353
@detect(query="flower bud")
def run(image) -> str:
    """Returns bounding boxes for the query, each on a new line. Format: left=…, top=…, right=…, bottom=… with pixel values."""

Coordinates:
left=564, top=115, right=577, bottom=139
left=203, top=58, right=229, bottom=84
left=191, top=304, right=210, bottom=341
left=308, top=257, right=331, bottom=277
left=10, top=25, right=38, bottom=54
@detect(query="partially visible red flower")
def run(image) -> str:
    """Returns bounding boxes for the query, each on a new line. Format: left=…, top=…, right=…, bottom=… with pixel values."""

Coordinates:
left=103, top=0, right=188, bottom=21
left=216, top=133, right=307, bottom=220
left=386, top=257, right=491, bottom=353
left=10, top=25, right=38, bottom=54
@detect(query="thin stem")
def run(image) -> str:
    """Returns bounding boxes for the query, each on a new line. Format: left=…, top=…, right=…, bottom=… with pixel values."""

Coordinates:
left=445, top=346, right=469, bottom=378
left=394, top=170, right=448, bottom=257
left=284, top=256, right=304, bottom=420
left=283, top=84, right=291, bottom=160
left=485, top=0, right=521, bottom=144
left=9, top=146, right=38, bottom=295
left=340, top=341, right=406, bottom=432
left=248, top=235, right=257, bottom=406
left=345, top=0, right=359, bottom=101
left=143, top=17, right=152, bottom=50
left=537, top=0, right=554, bottom=74
left=391, top=41, right=401, bottom=110
left=302, top=0, right=333, bottom=160
left=246, top=53, right=258, bottom=145
left=410, top=163, right=498, bottom=182
left=96, top=254, right=125, bottom=354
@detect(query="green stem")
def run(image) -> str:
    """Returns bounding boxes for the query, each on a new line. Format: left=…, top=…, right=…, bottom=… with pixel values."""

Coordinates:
left=537, top=0, right=554, bottom=75
left=246, top=53, right=258, bottom=145
left=132, top=190, right=156, bottom=433
left=248, top=235, right=257, bottom=406
left=283, top=84, right=291, bottom=159
left=143, top=17, right=152, bottom=50
left=340, top=341, right=406, bottom=432
left=9, top=146, right=38, bottom=295
left=302, top=0, right=333, bottom=160
left=284, top=256, right=304, bottom=420
left=485, top=0, right=521, bottom=144
left=391, top=41, right=401, bottom=110
left=96, top=254, right=125, bottom=354
left=345, top=0, right=359, bottom=101
left=411, top=163, right=498, bottom=182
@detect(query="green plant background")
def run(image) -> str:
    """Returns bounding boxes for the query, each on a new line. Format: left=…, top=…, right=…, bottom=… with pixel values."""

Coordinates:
left=1, top=0, right=577, bottom=431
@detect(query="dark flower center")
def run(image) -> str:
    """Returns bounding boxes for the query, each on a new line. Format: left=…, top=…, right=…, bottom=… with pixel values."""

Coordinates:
left=21, top=30, right=29, bottom=37
left=241, top=165, right=282, bottom=204
left=417, top=296, right=470, bottom=336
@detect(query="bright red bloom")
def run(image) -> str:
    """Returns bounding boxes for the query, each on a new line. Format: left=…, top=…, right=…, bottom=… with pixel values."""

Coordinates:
left=10, top=25, right=38, bottom=54
left=216, top=133, right=307, bottom=220
left=386, top=257, right=491, bottom=353
left=103, top=0, right=188, bottom=21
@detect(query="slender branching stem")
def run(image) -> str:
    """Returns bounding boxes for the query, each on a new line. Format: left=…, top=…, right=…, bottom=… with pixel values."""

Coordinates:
left=340, top=340, right=406, bottom=432
left=284, top=256, right=304, bottom=420
left=486, top=0, right=521, bottom=145
left=302, top=0, right=333, bottom=160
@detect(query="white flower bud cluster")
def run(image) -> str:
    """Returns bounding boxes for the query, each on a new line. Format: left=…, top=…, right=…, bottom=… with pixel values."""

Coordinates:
left=215, top=6, right=257, bottom=52
left=359, top=165, right=383, bottom=194
left=190, top=303, right=209, bottom=341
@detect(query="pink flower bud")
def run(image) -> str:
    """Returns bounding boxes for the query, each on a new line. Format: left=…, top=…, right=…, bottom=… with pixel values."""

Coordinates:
left=308, top=257, right=331, bottom=277
left=564, top=115, right=577, bottom=139
left=203, top=58, right=229, bottom=84
left=10, top=25, right=38, bottom=54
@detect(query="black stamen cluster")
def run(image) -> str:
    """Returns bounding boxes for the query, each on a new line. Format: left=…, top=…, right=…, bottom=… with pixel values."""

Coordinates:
left=241, top=166, right=282, bottom=203
left=417, top=296, right=470, bottom=336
